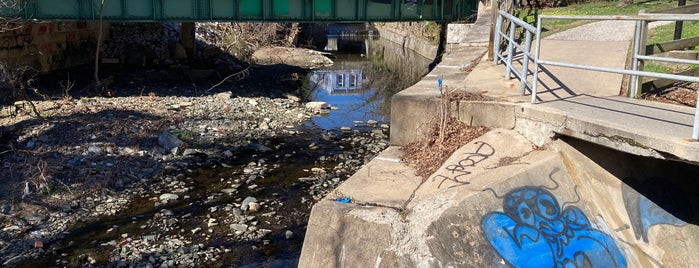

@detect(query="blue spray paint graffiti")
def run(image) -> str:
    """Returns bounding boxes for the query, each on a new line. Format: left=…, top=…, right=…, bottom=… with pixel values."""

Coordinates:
left=481, top=186, right=626, bottom=267
left=622, top=177, right=693, bottom=243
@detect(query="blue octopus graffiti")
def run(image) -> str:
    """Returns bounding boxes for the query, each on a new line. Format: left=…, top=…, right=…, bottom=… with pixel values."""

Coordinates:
left=481, top=172, right=626, bottom=267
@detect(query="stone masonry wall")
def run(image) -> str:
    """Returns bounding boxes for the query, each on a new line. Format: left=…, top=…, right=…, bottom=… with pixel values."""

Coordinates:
left=0, top=21, right=104, bottom=72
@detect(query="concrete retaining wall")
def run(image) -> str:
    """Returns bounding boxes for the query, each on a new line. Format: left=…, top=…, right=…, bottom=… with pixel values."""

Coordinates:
left=375, top=23, right=439, bottom=60
left=300, top=129, right=699, bottom=267
left=0, top=21, right=104, bottom=72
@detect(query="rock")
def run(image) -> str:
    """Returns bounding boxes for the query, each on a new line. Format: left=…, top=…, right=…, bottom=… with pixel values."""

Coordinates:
left=230, top=224, right=248, bottom=233
left=159, top=193, right=179, bottom=201
left=367, top=120, right=378, bottom=127
left=305, top=102, right=327, bottom=114
left=183, top=149, right=198, bottom=156
left=340, top=127, right=352, bottom=132
left=285, top=94, right=300, bottom=102
left=23, top=214, right=47, bottom=223
left=161, top=209, right=174, bottom=216
left=248, top=202, right=261, bottom=212
left=87, top=145, right=102, bottom=153
left=214, top=91, right=232, bottom=100
left=241, top=196, right=257, bottom=211
left=221, top=188, right=237, bottom=194
left=158, top=132, right=184, bottom=151
left=1, top=203, right=9, bottom=214
left=245, top=143, right=272, bottom=152
left=285, top=230, right=294, bottom=240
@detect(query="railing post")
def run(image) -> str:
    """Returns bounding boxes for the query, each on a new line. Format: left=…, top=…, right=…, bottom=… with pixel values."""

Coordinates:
left=631, top=19, right=648, bottom=98
left=630, top=20, right=641, bottom=98
left=519, top=30, right=532, bottom=95
left=531, top=16, right=542, bottom=103
left=504, top=19, right=516, bottom=79
left=493, top=11, right=503, bottom=64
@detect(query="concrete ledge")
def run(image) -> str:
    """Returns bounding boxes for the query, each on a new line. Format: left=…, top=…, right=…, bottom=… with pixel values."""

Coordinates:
left=298, top=201, right=398, bottom=268
left=455, top=101, right=516, bottom=129
left=331, top=146, right=423, bottom=208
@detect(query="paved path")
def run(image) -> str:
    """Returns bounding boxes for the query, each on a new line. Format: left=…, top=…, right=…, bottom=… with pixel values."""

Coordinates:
left=464, top=12, right=699, bottom=162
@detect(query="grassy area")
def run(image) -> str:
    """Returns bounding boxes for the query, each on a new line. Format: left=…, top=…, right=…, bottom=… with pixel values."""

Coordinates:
left=517, top=0, right=699, bottom=37
left=648, top=21, right=699, bottom=44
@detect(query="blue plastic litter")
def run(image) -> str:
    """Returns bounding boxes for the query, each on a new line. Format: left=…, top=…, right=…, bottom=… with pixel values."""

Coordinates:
left=335, top=196, right=351, bottom=203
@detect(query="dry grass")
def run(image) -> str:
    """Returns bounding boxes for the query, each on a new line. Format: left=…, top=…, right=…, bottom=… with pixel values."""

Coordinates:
left=402, top=117, right=489, bottom=179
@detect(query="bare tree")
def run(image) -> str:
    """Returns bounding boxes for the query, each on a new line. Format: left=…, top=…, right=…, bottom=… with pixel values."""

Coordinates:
left=0, top=0, right=26, bottom=33
left=94, top=0, right=105, bottom=84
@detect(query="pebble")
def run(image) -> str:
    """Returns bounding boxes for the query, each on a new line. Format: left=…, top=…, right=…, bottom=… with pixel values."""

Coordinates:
left=230, top=224, right=248, bottom=233
left=248, top=202, right=261, bottom=212
left=241, top=197, right=257, bottom=211
left=159, top=193, right=179, bottom=201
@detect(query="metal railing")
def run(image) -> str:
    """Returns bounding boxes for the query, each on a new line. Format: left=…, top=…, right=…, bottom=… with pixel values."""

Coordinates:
left=492, top=10, right=537, bottom=96
left=493, top=10, right=699, bottom=141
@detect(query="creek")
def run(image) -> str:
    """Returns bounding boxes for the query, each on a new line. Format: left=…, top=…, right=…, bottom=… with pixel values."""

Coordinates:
left=14, top=27, right=434, bottom=267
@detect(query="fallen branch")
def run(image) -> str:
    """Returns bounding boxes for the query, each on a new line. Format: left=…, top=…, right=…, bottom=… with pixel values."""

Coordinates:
left=205, top=65, right=251, bottom=93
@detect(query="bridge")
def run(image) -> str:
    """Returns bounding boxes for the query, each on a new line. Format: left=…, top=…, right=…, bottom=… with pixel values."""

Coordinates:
left=1, top=0, right=477, bottom=22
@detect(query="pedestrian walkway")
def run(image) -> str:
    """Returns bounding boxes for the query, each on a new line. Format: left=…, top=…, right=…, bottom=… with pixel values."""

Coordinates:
left=463, top=14, right=699, bottom=163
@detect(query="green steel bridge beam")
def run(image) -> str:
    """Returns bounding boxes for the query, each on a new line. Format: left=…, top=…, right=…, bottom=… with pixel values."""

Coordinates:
left=0, top=0, right=477, bottom=22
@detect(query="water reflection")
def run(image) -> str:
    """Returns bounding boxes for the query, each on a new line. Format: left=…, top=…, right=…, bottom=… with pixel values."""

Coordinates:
left=307, top=29, right=433, bottom=130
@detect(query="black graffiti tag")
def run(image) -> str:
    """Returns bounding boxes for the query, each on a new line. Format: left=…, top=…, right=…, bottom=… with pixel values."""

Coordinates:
left=435, top=141, right=495, bottom=189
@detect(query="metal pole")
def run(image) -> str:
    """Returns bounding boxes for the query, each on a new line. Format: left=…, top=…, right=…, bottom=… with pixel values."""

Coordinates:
left=674, top=0, right=686, bottom=40
left=519, top=30, right=532, bottom=95
left=504, top=19, right=515, bottom=79
left=531, top=16, right=543, bottom=103
left=630, top=20, right=642, bottom=98
left=493, top=12, right=503, bottom=64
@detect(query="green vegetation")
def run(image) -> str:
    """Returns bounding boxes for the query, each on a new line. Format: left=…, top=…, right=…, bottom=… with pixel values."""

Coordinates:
left=517, top=0, right=699, bottom=37
left=648, top=21, right=699, bottom=45
left=643, top=63, right=673, bottom=74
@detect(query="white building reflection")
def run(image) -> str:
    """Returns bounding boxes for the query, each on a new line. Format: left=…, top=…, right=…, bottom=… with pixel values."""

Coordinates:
left=310, top=69, right=367, bottom=94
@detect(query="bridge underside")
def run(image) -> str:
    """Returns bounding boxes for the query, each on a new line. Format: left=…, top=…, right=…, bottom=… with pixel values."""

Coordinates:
left=2, top=0, right=477, bottom=22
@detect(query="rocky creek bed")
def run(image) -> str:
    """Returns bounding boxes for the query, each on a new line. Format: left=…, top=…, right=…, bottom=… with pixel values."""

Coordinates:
left=0, top=63, right=390, bottom=267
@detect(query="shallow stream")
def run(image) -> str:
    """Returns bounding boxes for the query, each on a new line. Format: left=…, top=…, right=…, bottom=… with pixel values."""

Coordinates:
left=17, top=30, right=433, bottom=267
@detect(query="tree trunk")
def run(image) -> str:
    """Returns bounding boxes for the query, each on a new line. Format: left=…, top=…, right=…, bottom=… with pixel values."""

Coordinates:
left=94, top=0, right=105, bottom=84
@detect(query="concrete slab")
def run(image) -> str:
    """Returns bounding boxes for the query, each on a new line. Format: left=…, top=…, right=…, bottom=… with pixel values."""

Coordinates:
left=298, top=201, right=398, bottom=268
left=543, top=95, right=699, bottom=162
left=458, top=9, right=492, bottom=46
left=535, top=40, right=629, bottom=100
left=330, top=146, right=423, bottom=208
left=462, top=55, right=529, bottom=102
left=413, top=129, right=536, bottom=198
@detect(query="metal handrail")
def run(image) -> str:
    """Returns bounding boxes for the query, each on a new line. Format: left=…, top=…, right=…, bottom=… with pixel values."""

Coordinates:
left=493, top=10, right=536, bottom=95
left=493, top=10, right=699, bottom=141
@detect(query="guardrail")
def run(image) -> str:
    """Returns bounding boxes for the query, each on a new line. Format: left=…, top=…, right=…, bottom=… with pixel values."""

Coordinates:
left=493, top=10, right=699, bottom=141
